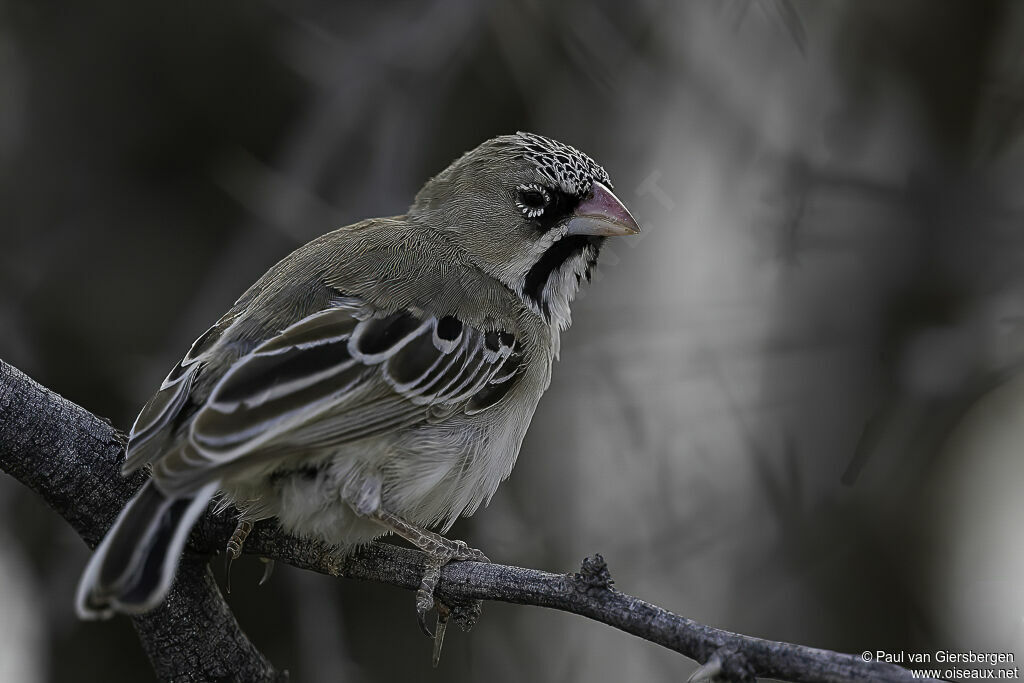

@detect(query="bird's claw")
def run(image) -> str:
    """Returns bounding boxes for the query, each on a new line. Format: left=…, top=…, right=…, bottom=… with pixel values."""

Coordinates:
left=687, top=648, right=752, bottom=683
left=415, top=569, right=451, bottom=668
left=688, top=659, right=724, bottom=683
left=224, top=553, right=234, bottom=594
left=432, top=603, right=450, bottom=668
left=416, top=554, right=445, bottom=637
left=258, top=558, right=275, bottom=586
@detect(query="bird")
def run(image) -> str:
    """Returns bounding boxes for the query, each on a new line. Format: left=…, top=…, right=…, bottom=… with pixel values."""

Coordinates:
left=75, top=131, right=640, bottom=645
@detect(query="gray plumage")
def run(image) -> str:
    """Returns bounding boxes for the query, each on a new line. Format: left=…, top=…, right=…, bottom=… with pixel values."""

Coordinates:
left=76, top=132, right=640, bottom=619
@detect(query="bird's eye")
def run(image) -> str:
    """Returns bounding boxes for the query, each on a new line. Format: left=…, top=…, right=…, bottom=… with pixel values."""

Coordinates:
left=516, top=183, right=551, bottom=219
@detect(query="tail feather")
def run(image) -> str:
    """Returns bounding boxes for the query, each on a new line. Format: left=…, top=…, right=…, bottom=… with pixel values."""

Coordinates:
left=76, top=480, right=219, bottom=619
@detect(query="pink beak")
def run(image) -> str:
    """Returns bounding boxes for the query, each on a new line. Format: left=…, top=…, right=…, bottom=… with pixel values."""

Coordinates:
left=565, top=181, right=642, bottom=237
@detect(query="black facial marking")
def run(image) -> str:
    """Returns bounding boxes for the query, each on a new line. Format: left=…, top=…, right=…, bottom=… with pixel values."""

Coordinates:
left=522, top=235, right=604, bottom=312
left=585, top=240, right=603, bottom=281
left=527, top=188, right=580, bottom=234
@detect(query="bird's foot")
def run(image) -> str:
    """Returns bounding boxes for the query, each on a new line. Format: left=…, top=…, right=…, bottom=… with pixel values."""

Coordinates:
left=368, top=508, right=489, bottom=665
left=413, top=537, right=488, bottom=632
left=413, top=538, right=489, bottom=667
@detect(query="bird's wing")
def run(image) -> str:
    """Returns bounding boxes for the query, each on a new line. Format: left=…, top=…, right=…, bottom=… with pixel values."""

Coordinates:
left=123, top=313, right=239, bottom=473
left=135, top=298, right=523, bottom=495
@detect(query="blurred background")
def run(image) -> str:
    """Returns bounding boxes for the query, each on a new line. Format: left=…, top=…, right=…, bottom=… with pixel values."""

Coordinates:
left=2, top=0, right=1024, bottom=680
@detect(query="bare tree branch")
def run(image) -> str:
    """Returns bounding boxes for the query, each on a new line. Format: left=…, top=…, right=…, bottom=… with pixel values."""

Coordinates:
left=0, top=358, right=932, bottom=683
left=0, top=359, right=284, bottom=682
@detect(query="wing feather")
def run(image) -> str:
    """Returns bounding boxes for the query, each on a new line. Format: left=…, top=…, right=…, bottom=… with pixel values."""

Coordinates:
left=145, top=299, right=523, bottom=494
left=123, top=318, right=233, bottom=473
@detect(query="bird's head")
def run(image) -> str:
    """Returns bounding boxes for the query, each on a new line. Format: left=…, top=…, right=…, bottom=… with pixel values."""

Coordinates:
left=411, top=132, right=640, bottom=330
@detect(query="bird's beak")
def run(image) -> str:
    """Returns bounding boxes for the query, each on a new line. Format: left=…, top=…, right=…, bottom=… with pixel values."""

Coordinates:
left=565, top=181, right=642, bottom=237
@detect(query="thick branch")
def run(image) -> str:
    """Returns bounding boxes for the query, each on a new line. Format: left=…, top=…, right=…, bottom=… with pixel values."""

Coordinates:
left=0, top=358, right=931, bottom=683
left=0, top=360, right=283, bottom=682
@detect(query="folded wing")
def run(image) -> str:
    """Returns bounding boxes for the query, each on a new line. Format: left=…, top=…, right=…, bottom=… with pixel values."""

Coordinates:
left=134, top=300, right=523, bottom=495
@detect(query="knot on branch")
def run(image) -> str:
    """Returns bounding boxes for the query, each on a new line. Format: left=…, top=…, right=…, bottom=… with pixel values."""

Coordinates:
left=574, top=554, right=614, bottom=595
left=449, top=597, right=482, bottom=632
left=689, top=647, right=755, bottom=683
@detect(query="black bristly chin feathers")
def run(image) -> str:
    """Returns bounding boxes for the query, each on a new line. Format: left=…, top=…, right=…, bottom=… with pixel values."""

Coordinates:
left=523, top=234, right=605, bottom=319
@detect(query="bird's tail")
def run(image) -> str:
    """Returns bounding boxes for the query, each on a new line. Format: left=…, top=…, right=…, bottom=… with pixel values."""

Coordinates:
left=76, top=479, right=219, bottom=619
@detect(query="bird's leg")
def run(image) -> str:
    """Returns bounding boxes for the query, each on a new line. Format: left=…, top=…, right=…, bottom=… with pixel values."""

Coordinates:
left=373, top=508, right=489, bottom=564
left=224, top=518, right=253, bottom=594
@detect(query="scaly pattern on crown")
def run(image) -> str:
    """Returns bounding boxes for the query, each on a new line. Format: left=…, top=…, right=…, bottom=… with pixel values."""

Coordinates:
left=513, top=132, right=612, bottom=197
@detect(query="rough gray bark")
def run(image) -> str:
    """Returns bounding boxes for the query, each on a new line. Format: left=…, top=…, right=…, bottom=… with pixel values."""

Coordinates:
left=0, top=359, right=282, bottom=682
left=0, top=358, right=932, bottom=683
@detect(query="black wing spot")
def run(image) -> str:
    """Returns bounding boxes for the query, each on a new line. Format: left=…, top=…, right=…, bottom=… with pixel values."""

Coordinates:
left=484, top=331, right=501, bottom=352
left=498, top=331, right=515, bottom=348
left=436, top=316, right=462, bottom=341
left=357, top=312, right=421, bottom=355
